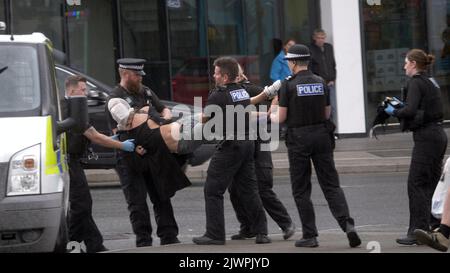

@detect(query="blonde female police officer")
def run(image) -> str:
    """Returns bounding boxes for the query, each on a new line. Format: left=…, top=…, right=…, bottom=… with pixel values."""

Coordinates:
left=385, top=49, right=448, bottom=246
left=270, top=44, right=361, bottom=248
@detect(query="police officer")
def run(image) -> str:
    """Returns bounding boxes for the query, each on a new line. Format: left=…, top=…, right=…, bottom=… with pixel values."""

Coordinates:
left=384, top=49, right=448, bottom=245
left=192, top=57, right=271, bottom=245
left=107, top=58, right=180, bottom=247
left=65, top=75, right=135, bottom=253
left=229, top=65, right=295, bottom=241
left=270, top=44, right=361, bottom=248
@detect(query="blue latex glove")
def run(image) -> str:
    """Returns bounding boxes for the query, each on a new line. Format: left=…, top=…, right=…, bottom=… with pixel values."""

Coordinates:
left=384, top=104, right=396, bottom=116
left=111, top=134, right=119, bottom=141
left=121, top=139, right=135, bottom=152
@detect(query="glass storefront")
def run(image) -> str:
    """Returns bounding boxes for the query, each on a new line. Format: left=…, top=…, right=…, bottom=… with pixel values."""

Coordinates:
left=119, top=0, right=172, bottom=99
left=362, top=0, right=450, bottom=127
left=66, top=0, right=116, bottom=86
left=168, top=0, right=317, bottom=105
left=428, top=0, right=450, bottom=118
left=1, top=0, right=319, bottom=104
left=168, top=0, right=208, bottom=105
left=10, top=0, right=65, bottom=50
left=0, top=1, right=4, bottom=23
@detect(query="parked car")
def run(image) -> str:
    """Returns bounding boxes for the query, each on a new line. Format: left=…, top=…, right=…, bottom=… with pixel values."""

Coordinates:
left=55, top=64, right=215, bottom=169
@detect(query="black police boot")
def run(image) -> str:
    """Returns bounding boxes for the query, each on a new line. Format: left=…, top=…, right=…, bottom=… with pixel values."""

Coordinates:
left=282, top=224, right=296, bottom=240
left=161, top=237, right=181, bottom=246
left=193, top=235, right=225, bottom=245
left=136, top=240, right=153, bottom=248
left=255, top=234, right=271, bottom=244
left=231, top=232, right=256, bottom=240
left=86, top=244, right=109, bottom=253
left=346, top=224, right=362, bottom=248
left=295, top=237, right=319, bottom=248
left=396, top=235, right=421, bottom=246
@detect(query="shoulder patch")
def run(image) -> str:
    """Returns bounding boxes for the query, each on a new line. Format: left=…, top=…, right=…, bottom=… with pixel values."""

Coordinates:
left=296, top=83, right=325, bottom=97
left=230, top=89, right=250, bottom=102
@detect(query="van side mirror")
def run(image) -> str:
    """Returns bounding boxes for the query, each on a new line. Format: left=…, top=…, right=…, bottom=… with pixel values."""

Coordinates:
left=57, top=96, right=89, bottom=135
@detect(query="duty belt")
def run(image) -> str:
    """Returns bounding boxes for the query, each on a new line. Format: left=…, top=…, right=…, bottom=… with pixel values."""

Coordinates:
left=289, top=123, right=326, bottom=131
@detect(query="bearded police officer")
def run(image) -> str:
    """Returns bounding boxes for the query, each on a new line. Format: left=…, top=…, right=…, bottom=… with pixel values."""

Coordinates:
left=192, top=57, right=271, bottom=245
left=270, top=44, right=361, bottom=248
left=106, top=58, right=180, bottom=247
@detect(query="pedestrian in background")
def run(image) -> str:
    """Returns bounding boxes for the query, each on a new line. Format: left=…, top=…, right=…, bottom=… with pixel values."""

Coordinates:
left=65, top=75, right=135, bottom=253
left=270, top=38, right=296, bottom=82
left=309, top=29, right=337, bottom=133
left=384, top=49, right=448, bottom=246
left=270, top=44, right=361, bottom=249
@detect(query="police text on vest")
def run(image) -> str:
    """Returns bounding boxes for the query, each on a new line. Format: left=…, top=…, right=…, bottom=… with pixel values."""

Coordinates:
left=297, top=83, right=324, bottom=97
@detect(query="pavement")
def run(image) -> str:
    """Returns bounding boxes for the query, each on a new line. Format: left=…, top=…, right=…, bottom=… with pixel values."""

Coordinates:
left=88, top=128, right=450, bottom=254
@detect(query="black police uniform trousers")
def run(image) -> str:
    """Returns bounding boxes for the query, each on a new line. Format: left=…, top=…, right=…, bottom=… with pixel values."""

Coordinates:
left=204, top=140, right=268, bottom=241
left=116, top=154, right=178, bottom=247
left=230, top=139, right=292, bottom=235
left=286, top=124, right=355, bottom=239
left=68, top=154, right=104, bottom=252
left=407, top=123, right=447, bottom=235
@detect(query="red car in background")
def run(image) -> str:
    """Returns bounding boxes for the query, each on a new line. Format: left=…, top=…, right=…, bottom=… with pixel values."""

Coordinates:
left=172, top=55, right=261, bottom=106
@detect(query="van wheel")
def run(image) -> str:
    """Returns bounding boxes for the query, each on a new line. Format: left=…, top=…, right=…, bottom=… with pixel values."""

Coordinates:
left=53, top=214, right=68, bottom=253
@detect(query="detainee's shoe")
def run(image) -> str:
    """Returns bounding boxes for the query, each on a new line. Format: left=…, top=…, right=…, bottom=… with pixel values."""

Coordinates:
left=295, top=237, right=319, bottom=248
left=414, top=229, right=449, bottom=252
left=282, top=224, right=296, bottom=240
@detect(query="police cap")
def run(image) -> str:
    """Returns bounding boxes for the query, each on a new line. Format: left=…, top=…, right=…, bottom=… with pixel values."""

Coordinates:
left=284, top=44, right=311, bottom=61
left=117, top=58, right=146, bottom=76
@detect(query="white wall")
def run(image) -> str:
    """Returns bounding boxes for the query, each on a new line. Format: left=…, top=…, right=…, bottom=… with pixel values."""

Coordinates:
left=320, top=0, right=367, bottom=134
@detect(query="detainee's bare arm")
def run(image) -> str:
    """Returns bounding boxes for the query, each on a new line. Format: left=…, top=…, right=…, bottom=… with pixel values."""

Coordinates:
left=161, top=107, right=173, bottom=120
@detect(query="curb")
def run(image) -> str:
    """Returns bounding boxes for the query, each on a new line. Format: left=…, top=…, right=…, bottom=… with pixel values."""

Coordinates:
left=86, top=161, right=411, bottom=188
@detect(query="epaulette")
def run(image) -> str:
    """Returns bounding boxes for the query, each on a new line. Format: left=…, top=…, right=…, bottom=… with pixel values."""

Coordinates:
left=285, top=75, right=293, bottom=81
left=143, top=86, right=153, bottom=97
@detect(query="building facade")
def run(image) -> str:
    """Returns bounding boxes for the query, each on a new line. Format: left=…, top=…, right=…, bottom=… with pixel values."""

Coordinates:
left=1, top=0, right=449, bottom=136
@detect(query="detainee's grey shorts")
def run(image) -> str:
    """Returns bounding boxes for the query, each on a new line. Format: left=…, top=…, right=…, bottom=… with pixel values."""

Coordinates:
left=177, top=115, right=204, bottom=155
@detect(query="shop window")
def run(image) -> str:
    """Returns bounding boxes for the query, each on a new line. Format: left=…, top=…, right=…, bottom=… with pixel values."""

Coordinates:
left=0, top=2, right=5, bottom=24
left=11, top=0, right=64, bottom=50
left=362, top=0, right=428, bottom=126
left=169, top=0, right=209, bottom=105
left=119, top=0, right=171, bottom=100
left=66, top=0, right=116, bottom=86
left=427, top=0, right=450, bottom=119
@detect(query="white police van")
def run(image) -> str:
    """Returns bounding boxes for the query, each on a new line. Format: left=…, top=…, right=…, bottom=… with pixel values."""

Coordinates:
left=0, top=33, right=87, bottom=252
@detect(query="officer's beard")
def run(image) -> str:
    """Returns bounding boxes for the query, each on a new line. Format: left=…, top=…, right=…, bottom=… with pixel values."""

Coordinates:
left=126, top=81, right=142, bottom=94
